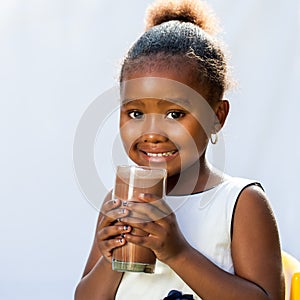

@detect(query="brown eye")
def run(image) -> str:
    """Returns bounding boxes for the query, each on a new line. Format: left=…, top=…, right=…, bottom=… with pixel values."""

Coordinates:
left=128, top=110, right=144, bottom=119
left=166, top=111, right=185, bottom=119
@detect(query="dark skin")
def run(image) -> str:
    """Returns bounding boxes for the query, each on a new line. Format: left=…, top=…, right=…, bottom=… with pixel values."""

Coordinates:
left=75, top=66, right=284, bottom=300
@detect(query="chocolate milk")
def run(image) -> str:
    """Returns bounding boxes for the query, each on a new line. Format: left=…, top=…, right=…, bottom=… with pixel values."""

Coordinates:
left=112, top=166, right=166, bottom=273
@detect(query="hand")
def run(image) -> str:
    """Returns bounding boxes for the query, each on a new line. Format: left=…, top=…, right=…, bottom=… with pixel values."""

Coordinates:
left=96, top=198, right=131, bottom=263
left=119, top=194, right=189, bottom=264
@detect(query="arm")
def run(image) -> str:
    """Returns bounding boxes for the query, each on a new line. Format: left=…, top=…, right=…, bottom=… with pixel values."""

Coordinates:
left=122, top=186, right=285, bottom=299
left=74, top=194, right=131, bottom=300
left=74, top=246, right=123, bottom=300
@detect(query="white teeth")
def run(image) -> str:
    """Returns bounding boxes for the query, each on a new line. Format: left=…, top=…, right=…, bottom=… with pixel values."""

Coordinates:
left=146, top=151, right=175, bottom=157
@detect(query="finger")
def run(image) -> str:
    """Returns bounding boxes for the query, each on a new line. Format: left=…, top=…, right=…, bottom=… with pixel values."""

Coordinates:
left=123, top=232, right=159, bottom=250
left=123, top=203, right=153, bottom=221
left=97, top=208, right=130, bottom=230
left=98, top=237, right=127, bottom=262
left=119, top=216, right=162, bottom=236
left=137, top=193, right=173, bottom=215
left=106, top=207, right=130, bottom=221
left=100, top=198, right=122, bottom=215
left=126, top=201, right=168, bottom=222
left=97, top=224, right=131, bottom=241
left=105, top=207, right=130, bottom=222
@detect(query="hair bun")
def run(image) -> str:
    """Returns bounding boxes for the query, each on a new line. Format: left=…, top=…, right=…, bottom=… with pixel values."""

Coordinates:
left=145, top=0, right=219, bottom=35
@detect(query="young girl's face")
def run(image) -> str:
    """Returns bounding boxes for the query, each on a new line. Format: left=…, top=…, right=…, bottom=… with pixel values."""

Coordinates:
left=119, top=66, right=217, bottom=178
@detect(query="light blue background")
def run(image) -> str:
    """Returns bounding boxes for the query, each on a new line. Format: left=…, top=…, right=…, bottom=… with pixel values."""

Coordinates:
left=0, top=0, right=299, bottom=299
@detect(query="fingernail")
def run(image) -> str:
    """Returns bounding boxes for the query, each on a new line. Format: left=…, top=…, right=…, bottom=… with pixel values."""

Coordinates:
left=122, top=201, right=128, bottom=207
left=113, top=199, right=117, bottom=204
left=121, top=233, right=126, bottom=238
left=117, top=218, right=122, bottom=222
left=119, top=238, right=124, bottom=243
left=123, top=225, right=129, bottom=231
left=118, top=208, right=126, bottom=214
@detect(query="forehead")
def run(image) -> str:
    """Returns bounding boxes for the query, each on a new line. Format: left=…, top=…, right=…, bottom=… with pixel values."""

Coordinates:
left=122, top=59, right=207, bottom=94
left=121, top=75, right=194, bottom=97
left=120, top=76, right=210, bottom=113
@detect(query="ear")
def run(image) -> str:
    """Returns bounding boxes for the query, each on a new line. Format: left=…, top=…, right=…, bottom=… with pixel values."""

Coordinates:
left=213, top=100, right=230, bottom=131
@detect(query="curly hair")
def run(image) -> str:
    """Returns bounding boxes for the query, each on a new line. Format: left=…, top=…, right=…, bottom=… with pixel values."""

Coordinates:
left=120, top=0, right=232, bottom=102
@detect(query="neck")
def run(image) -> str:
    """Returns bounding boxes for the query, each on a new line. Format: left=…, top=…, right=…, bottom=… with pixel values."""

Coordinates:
left=166, top=157, right=226, bottom=196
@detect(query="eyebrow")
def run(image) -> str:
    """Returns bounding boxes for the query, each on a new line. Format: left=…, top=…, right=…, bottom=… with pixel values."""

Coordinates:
left=121, top=99, right=145, bottom=106
left=159, top=98, right=192, bottom=108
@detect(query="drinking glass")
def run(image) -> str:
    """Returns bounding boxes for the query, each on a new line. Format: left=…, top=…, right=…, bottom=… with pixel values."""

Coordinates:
left=112, top=165, right=167, bottom=273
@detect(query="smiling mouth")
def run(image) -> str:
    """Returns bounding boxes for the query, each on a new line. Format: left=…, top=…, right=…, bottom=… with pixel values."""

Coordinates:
left=142, top=150, right=177, bottom=157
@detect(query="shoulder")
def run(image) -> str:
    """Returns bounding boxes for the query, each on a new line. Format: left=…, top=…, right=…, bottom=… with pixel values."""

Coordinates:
left=216, top=176, right=264, bottom=217
left=231, top=180, right=276, bottom=239
left=230, top=183, right=284, bottom=298
left=223, top=175, right=263, bottom=191
left=221, top=176, right=265, bottom=210
left=234, top=183, right=274, bottom=225
left=231, top=181, right=281, bottom=266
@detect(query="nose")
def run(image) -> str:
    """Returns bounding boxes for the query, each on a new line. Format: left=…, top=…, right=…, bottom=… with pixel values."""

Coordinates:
left=141, top=114, right=168, bottom=143
left=142, top=132, right=168, bottom=143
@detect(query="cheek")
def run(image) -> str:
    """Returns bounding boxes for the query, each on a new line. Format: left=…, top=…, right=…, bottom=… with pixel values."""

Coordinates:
left=119, top=118, right=141, bottom=153
left=120, top=125, right=133, bottom=153
left=169, top=121, right=208, bottom=151
left=192, top=126, right=209, bottom=150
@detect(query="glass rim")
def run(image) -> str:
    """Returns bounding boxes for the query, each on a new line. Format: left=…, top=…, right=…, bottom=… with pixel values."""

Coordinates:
left=116, top=165, right=167, bottom=176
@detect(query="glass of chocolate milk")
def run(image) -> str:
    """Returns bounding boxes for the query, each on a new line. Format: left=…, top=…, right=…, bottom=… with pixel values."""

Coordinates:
left=112, top=165, right=167, bottom=273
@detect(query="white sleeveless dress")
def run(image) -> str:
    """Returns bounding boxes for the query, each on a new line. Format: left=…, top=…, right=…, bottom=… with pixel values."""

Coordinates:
left=115, top=177, right=261, bottom=300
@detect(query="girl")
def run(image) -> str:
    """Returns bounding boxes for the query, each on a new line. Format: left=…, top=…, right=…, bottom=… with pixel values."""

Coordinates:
left=75, top=0, right=284, bottom=299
